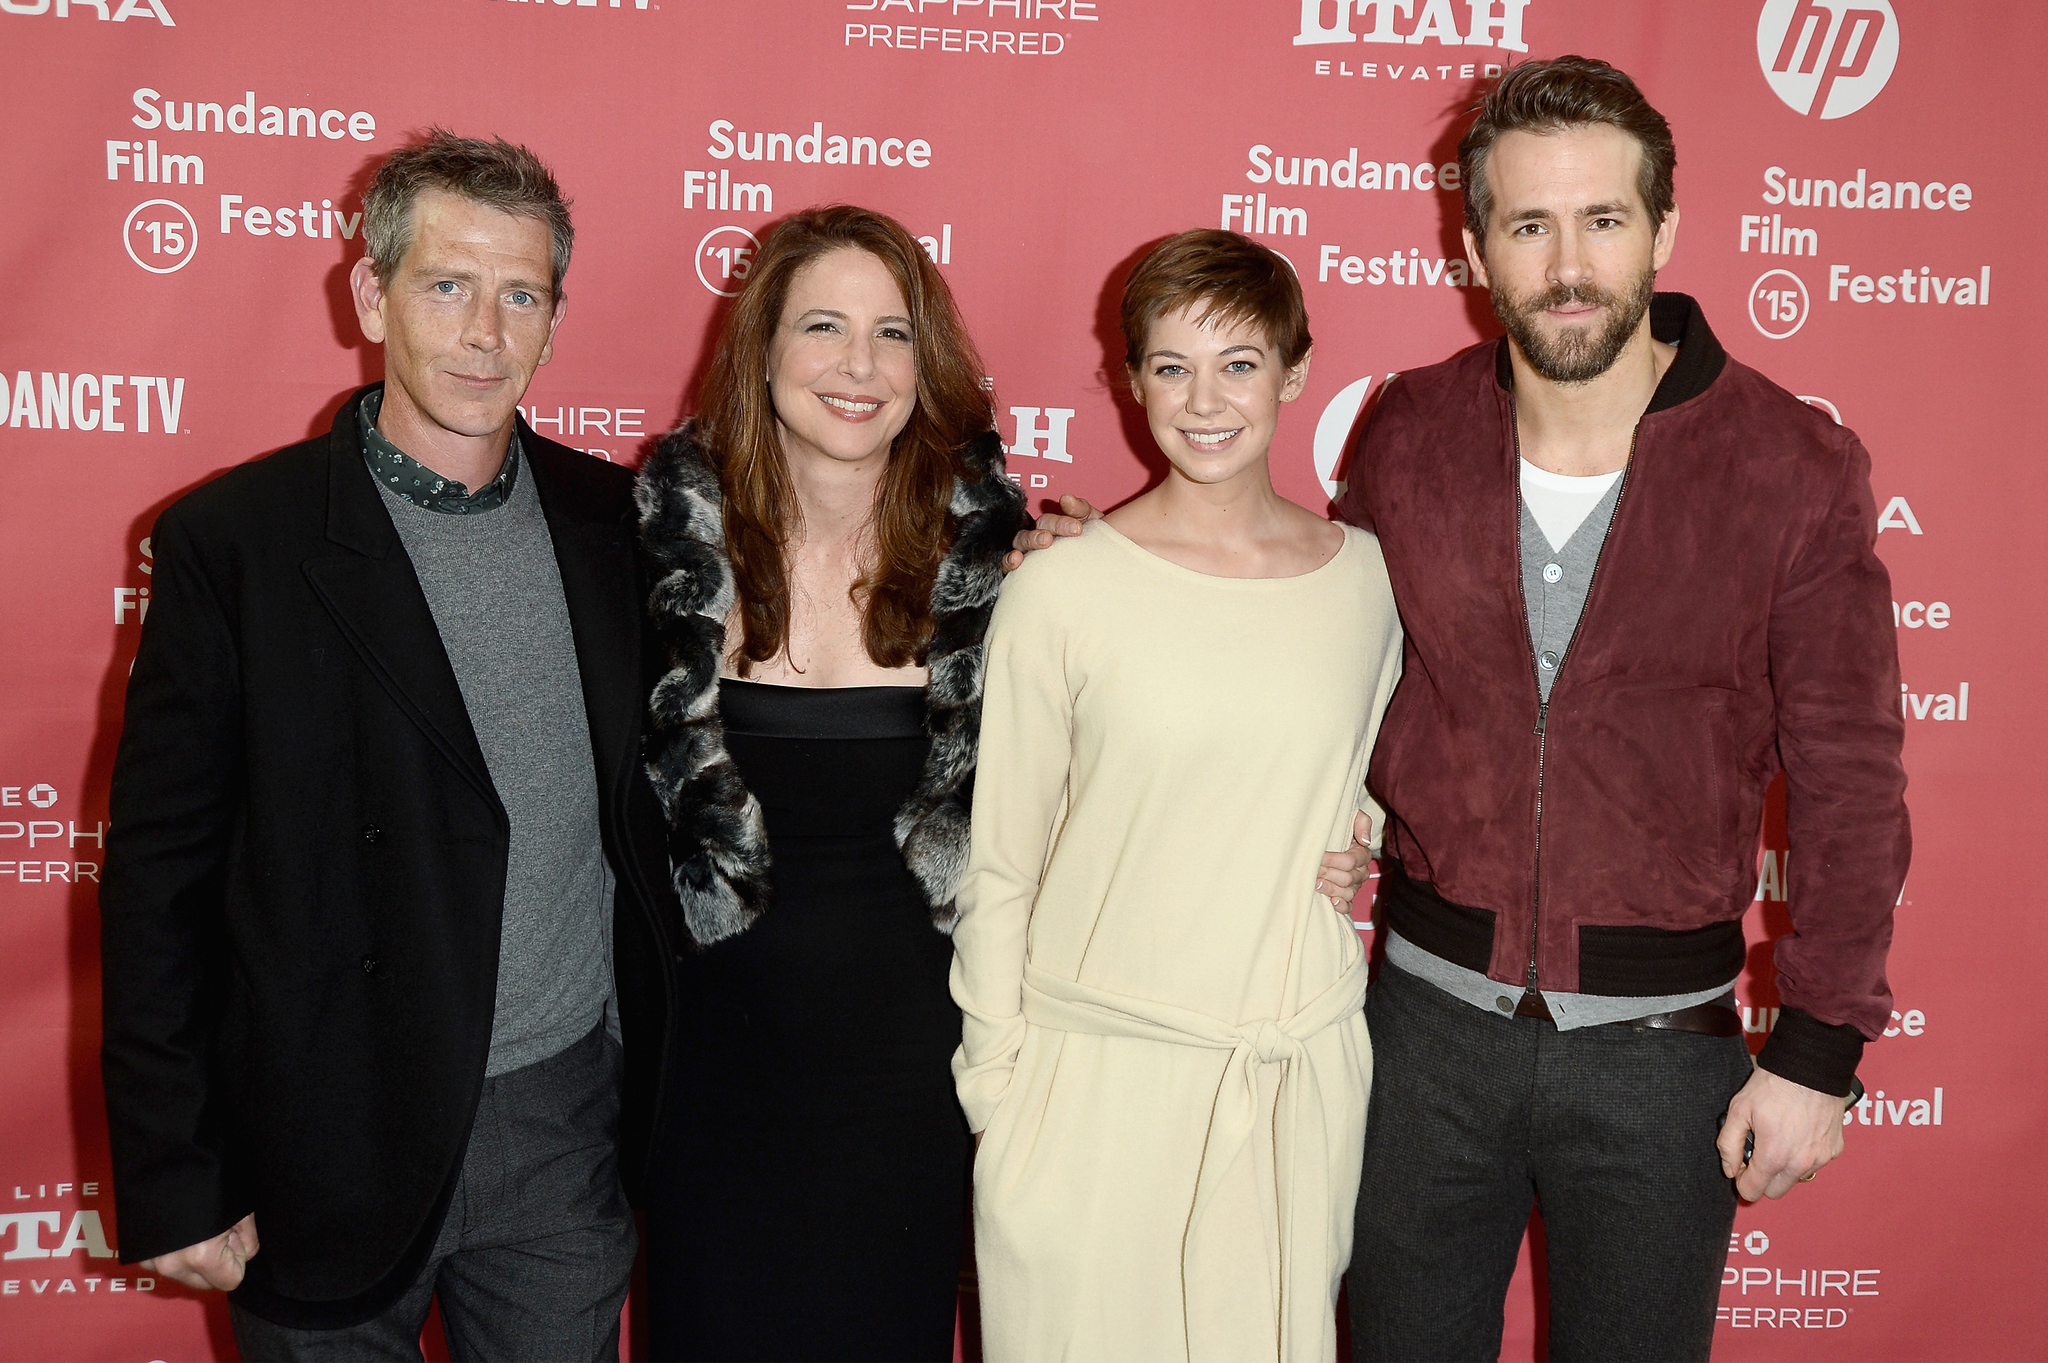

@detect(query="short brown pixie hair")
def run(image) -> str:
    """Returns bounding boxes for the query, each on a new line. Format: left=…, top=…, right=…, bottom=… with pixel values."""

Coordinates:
left=1458, top=55, right=1676, bottom=246
left=362, top=129, right=574, bottom=297
left=1120, top=230, right=1311, bottom=370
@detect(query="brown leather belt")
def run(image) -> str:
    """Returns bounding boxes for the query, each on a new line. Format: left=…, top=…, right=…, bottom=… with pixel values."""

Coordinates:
left=1513, top=990, right=1742, bottom=1037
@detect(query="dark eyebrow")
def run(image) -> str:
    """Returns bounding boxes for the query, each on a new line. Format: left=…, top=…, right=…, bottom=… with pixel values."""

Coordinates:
left=796, top=309, right=914, bottom=327
left=1504, top=202, right=1633, bottom=224
left=1145, top=345, right=1265, bottom=361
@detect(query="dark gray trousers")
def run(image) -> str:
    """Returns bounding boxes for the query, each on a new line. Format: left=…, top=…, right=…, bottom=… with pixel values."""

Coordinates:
left=1348, top=959, right=1755, bottom=1363
left=232, top=1024, right=636, bottom=1363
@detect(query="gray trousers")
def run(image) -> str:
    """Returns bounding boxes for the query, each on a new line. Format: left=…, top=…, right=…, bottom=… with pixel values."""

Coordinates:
left=1348, top=958, right=1755, bottom=1362
left=232, top=1024, right=636, bottom=1362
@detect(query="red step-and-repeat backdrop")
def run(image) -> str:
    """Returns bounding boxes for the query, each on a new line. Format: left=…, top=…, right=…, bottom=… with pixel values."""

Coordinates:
left=3, top=1, right=2043, bottom=1359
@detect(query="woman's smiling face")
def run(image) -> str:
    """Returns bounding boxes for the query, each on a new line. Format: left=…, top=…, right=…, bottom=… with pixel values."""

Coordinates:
left=1130, top=302, right=1310, bottom=490
left=767, top=246, right=919, bottom=471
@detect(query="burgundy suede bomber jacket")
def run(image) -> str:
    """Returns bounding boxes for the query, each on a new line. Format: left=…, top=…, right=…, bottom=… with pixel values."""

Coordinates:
left=1336, top=294, right=1909, bottom=1095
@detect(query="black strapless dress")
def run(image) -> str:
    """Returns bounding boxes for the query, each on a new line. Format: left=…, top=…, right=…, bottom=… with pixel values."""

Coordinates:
left=644, top=680, right=971, bottom=1363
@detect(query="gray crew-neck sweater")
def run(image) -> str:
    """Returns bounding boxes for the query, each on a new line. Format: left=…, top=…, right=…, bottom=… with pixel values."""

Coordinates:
left=377, top=465, right=615, bottom=1076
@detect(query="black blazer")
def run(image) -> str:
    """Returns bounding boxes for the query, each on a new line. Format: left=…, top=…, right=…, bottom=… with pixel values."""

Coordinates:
left=99, top=386, right=680, bottom=1329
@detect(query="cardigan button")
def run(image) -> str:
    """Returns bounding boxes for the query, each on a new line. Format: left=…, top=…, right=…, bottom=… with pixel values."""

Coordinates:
left=1495, top=995, right=1514, bottom=1013
left=362, top=824, right=382, bottom=843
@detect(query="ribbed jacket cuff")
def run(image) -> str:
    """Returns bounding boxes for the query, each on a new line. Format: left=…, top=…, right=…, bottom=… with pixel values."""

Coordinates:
left=1757, top=1006, right=1865, bottom=1098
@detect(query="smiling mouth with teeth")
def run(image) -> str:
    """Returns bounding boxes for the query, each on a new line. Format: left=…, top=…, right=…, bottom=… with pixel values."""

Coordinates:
left=1183, top=429, right=1241, bottom=447
left=819, top=395, right=882, bottom=413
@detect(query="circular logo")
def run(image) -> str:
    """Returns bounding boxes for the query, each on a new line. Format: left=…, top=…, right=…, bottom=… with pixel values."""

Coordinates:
left=1745, top=1230, right=1771, bottom=1256
left=1797, top=395, right=1843, bottom=424
left=1756, top=0, right=1899, bottom=120
left=123, top=199, right=198, bottom=274
left=1748, top=269, right=1810, bottom=340
left=27, top=784, right=58, bottom=809
left=694, top=226, right=761, bottom=298
left=1312, top=375, right=1382, bottom=500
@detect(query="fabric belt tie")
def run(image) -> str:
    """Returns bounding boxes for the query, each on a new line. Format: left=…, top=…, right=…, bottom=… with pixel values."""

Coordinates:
left=1020, top=953, right=1369, bottom=1361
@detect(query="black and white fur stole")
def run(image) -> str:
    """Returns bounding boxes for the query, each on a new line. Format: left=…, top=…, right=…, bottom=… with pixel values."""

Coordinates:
left=634, top=421, right=1026, bottom=948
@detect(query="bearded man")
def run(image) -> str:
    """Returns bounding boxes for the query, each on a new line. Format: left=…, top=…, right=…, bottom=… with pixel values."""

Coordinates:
left=1329, top=56, right=1907, bottom=1360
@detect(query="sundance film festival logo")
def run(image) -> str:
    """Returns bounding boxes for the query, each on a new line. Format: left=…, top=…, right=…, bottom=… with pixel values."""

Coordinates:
left=1757, top=0, right=1899, bottom=120
left=123, top=198, right=197, bottom=273
left=1748, top=268, right=1809, bottom=339
left=695, top=226, right=759, bottom=298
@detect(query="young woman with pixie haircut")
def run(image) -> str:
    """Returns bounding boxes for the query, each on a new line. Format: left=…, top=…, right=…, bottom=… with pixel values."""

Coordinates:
left=952, top=229, right=1403, bottom=1363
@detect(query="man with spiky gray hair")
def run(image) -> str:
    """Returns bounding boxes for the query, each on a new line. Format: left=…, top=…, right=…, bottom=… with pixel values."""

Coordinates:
left=100, top=131, right=679, bottom=1358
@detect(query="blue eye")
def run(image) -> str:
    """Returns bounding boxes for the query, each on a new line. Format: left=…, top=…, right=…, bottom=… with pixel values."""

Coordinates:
left=510, top=291, right=533, bottom=306
left=435, top=280, right=458, bottom=293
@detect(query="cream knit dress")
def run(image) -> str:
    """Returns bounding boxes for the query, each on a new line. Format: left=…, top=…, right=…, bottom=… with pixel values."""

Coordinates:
left=952, top=518, right=1404, bottom=1363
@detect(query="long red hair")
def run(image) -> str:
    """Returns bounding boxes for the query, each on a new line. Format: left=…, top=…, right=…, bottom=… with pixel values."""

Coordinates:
left=694, top=205, right=996, bottom=673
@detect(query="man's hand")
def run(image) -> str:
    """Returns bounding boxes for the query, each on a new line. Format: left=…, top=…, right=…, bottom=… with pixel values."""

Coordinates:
left=140, top=1213, right=259, bottom=1292
left=1316, top=810, right=1375, bottom=911
left=1718, top=1067, right=1847, bottom=1201
left=1003, top=494, right=1099, bottom=572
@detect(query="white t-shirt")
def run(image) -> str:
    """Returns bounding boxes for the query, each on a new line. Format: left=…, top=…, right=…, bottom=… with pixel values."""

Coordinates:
left=1520, top=458, right=1623, bottom=552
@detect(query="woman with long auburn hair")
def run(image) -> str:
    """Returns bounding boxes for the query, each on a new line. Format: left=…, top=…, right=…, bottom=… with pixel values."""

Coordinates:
left=634, top=205, right=1026, bottom=1361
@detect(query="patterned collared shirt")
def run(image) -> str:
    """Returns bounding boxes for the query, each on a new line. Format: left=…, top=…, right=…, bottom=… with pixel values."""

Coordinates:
left=359, top=388, right=521, bottom=514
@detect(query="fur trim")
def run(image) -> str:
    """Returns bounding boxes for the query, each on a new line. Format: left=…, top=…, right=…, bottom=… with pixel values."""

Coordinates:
left=636, top=422, right=1025, bottom=945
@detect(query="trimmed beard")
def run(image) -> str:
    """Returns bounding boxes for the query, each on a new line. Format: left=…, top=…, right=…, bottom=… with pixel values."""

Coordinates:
left=1492, top=265, right=1656, bottom=385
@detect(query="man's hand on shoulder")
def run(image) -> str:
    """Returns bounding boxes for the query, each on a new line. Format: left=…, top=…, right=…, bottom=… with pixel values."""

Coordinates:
left=1003, top=495, right=1099, bottom=573
left=141, top=1213, right=259, bottom=1292
left=1718, top=1067, right=1848, bottom=1201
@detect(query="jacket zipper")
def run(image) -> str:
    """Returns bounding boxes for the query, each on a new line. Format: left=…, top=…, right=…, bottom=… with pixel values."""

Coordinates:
left=1512, top=413, right=1640, bottom=994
